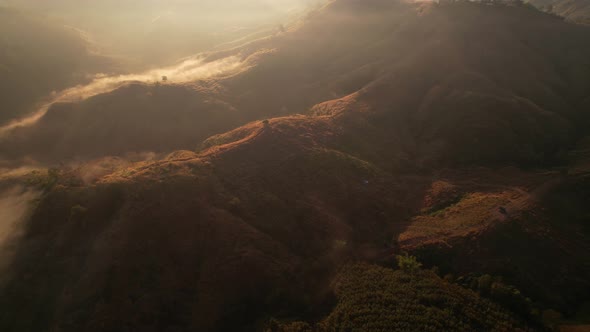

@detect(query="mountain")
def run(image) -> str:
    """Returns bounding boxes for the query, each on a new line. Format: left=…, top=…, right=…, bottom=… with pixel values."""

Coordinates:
left=1, top=0, right=590, bottom=331
left=2, top=0, right=590, bottom=166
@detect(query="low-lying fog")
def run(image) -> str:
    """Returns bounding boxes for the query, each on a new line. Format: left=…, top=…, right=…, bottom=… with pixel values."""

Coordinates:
left=0, top=186, right=40, bottom=277
left=0, top=55, right=249, bottom=136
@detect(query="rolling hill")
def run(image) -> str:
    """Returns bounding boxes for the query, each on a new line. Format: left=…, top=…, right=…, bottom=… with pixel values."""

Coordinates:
left=1, top=0, right=590, bottom=331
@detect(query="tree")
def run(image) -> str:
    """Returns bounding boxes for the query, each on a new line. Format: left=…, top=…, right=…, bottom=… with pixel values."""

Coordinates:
left=477, top=274, right=493, bottom=296
left=69, top=204, right=88, bottom=222
left=396, top=254, right=422, bottom=273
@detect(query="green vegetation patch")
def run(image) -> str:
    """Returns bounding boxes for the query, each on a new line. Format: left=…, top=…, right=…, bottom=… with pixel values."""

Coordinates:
left=25, top=168, right=60, bottom=192
left=400, top=191, right=514, bottom=244
left=268, top=263, right=532, bottom=331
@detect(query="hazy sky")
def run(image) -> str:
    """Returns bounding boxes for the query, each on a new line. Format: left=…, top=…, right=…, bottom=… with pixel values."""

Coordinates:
left=0, top=0, right=320, bottom=17
left=0, top=0, right=325, bottom=65
left=0, top=0, right=322, bottom=29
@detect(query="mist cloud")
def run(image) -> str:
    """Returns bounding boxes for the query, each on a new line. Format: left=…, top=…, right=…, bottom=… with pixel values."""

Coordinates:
left=0, top=186, right=41, bottom=277
left=0, top=55, right=248, bottom=136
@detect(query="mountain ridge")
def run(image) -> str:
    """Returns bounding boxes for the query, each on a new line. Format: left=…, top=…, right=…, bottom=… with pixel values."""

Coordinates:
left=1, top=1, right=590, bottom=330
